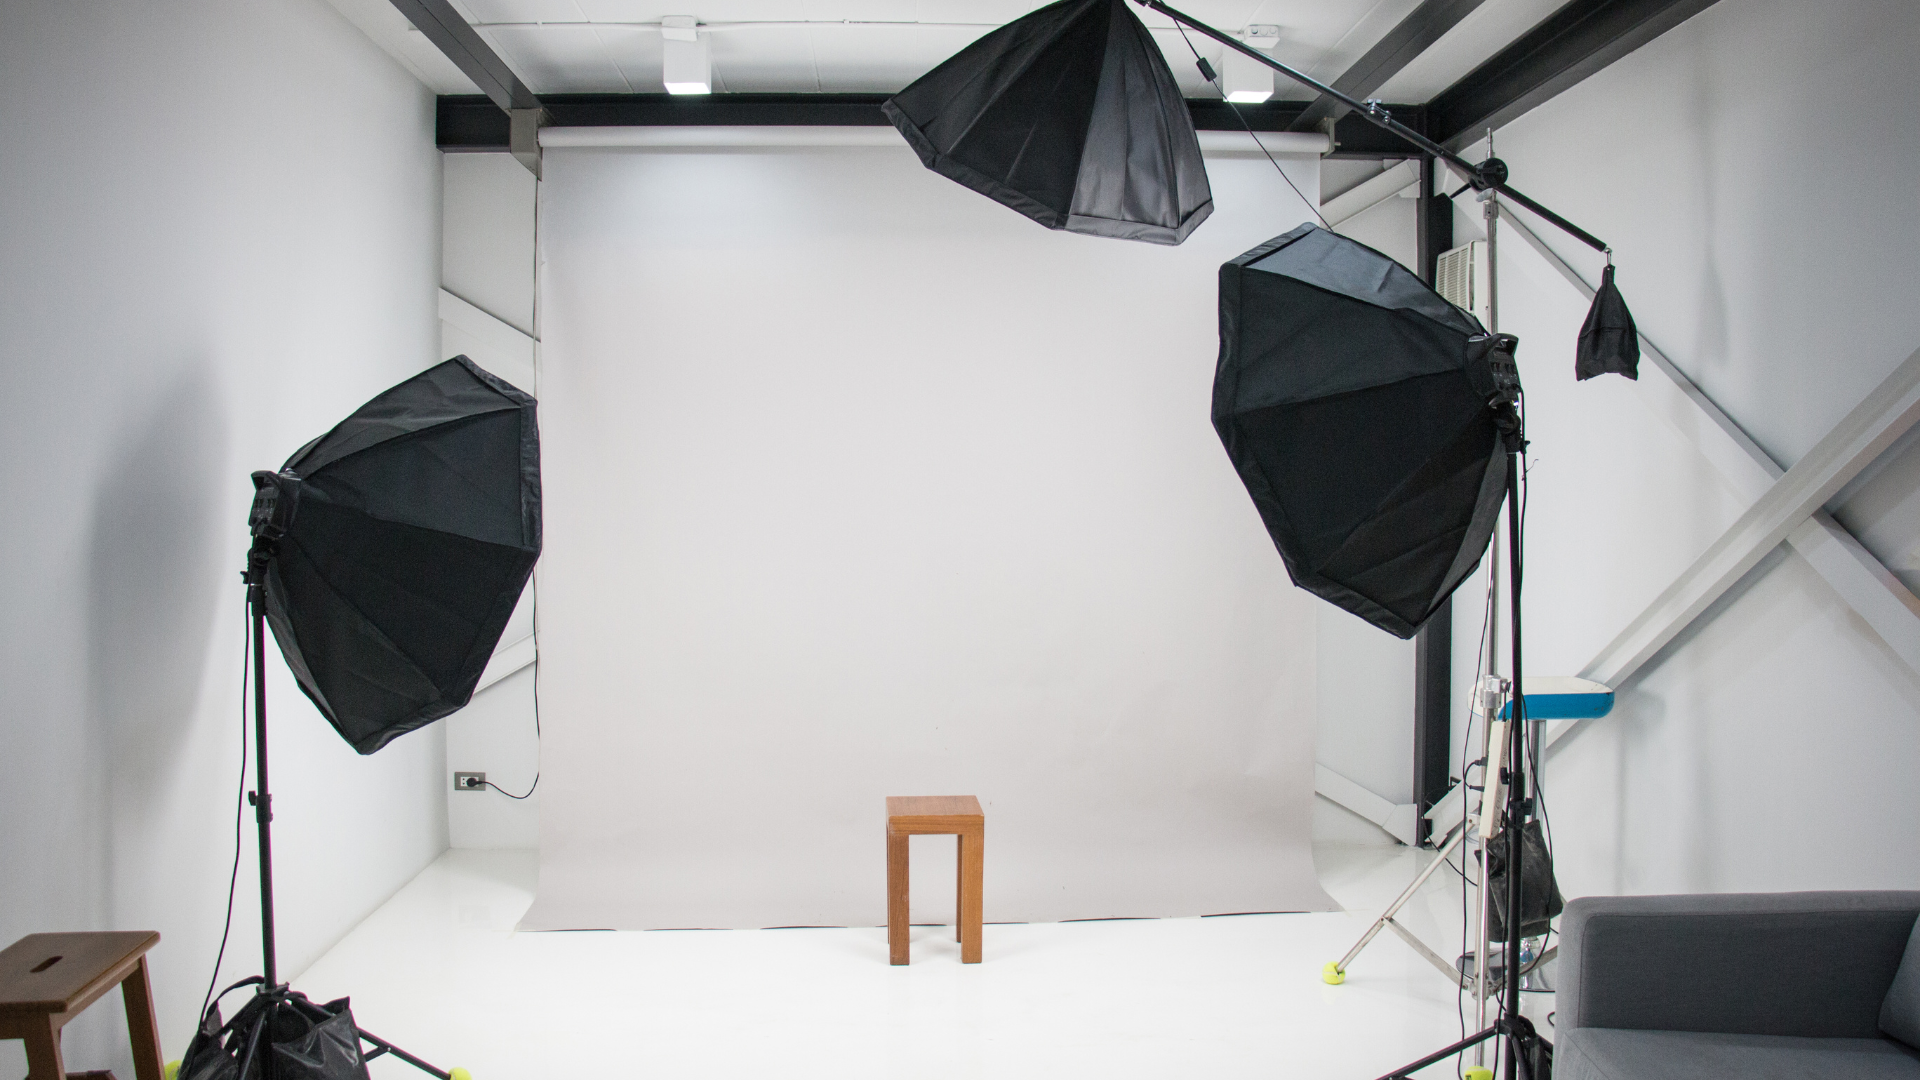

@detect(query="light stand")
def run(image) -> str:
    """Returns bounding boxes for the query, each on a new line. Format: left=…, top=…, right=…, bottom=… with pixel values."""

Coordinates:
left=200, top=533, right=457, bottom=1080
left=1356, top=399, right=1539, bottom=1077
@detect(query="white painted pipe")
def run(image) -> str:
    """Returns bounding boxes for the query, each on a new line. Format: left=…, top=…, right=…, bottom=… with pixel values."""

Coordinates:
left=540, top=125, right=1328, bottom=156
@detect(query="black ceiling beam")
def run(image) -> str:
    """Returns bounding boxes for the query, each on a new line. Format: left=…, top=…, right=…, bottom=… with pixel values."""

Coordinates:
left=1288, top=0, right=1489, bottom=133
left=438, top=94, right=1430, bottom=158
left=1427, top=0, right=1720, bottom=150
left=388, top=0, right=540, bottom=113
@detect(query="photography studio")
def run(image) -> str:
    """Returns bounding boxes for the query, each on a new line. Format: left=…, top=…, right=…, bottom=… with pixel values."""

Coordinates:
left=3, top=0, right=1920, bottom=1076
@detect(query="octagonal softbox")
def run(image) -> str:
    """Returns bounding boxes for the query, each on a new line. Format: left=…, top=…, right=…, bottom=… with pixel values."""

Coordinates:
left=882, top=0, right=1212, bottom=245
left=251, top=356, right=540, bottom=753
left=1213, top=224, right=1513, bottom=638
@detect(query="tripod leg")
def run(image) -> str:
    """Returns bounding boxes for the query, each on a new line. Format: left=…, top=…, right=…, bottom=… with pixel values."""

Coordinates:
left=357, top=1027, right=454, bottom=1079
left=1330, top=827, right=1465, bottom=982
left=1373, top=1025, right=1500, bottom=1080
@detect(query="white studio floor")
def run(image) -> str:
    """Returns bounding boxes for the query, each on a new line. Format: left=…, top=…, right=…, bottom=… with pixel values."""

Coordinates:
left=296, top=845, right=1555, bottom=1080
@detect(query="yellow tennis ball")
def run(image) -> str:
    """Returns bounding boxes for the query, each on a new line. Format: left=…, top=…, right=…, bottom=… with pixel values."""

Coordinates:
left=1321, top=961, right=1346, bottom=985
left=449, top=1068, right=472, bottom=1080
left=1464, top=1068, right=1494, bottom=1080
left=165, top=1062, right=181, bottom=1080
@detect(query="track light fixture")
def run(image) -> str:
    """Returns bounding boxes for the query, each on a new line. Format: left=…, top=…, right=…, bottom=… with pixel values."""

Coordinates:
left=662, top=15, right=711, bottom=95
left=1221, top=25, right=1279, bottom=103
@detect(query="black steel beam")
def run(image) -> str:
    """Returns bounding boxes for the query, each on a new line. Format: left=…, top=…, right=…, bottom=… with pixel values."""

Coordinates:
left=1412, top=607, right=1452, bottom=847
left=389, top=0, right=540, bottom=113
left=1289, top=0, right=1489, bottom=133
left=1427, top=0, right=1720, bottom=150
left=1412, top=156, right=1453, bottom=848
left=438, top=93, right=1430, bottom=157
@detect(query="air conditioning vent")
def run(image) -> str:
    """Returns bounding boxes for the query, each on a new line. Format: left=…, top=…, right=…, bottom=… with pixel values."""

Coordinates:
left=1435, top=240, right=1492, bottom=329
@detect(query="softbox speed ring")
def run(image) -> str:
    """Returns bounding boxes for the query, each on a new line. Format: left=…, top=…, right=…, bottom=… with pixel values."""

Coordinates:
left=1213, top=224, right=1518, bottom=638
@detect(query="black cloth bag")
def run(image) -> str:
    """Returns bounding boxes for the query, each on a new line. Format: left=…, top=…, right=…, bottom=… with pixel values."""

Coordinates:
left=182, top=985, right=372, bottom=1080
left=1485, top=819, right=1565, bottom=941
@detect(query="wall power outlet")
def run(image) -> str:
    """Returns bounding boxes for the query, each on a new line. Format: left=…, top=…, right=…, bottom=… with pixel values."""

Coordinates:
left=454, top=771, right=487, bottom=792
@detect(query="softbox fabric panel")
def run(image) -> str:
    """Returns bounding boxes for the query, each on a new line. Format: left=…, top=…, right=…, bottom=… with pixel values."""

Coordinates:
left=1215, top=224, right=1509, bottom=638
left=259, top=356, right=541, bottom=754
left=882, top=0, right=1212, bottom=245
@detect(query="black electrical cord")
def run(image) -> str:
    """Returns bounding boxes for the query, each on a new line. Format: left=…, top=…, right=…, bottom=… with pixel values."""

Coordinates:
left=200, top=593, right=251, bottom=1023
left=480, top=776, right=539, bottom=800
left=1168, top=21, right=1329, bottom=228
left=479, top=593, right=542, bottom=800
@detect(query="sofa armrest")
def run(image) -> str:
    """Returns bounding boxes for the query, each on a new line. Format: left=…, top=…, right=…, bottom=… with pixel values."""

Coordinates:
left=1558, top=892, right=1920, bottom=1039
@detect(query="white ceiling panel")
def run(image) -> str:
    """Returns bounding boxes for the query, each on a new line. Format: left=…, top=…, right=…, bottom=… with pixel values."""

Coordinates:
left=594, top=25, right=670, bottom=93
left=914, top=0, right=1053, bottom=23
left=459, top=0, right=592, bottom=23
left=707, top=26, right=823, bottom=93
left=804, top=23, right=997, bottom=93
left=483, top=24, right=636, bottom=92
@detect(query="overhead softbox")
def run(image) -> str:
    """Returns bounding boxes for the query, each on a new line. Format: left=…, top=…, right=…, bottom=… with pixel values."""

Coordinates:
left=250, top=356, right=541, bottom=754
left=1213, top=224, right=1516, bottom=638
left=882, top=0, right=1212, bottom=245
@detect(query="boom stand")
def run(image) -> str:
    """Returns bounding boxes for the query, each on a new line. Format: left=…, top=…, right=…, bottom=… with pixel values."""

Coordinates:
left=214, top=538, right=456, bottom=1080
left=1374, top=423, right=1542, bottom=1080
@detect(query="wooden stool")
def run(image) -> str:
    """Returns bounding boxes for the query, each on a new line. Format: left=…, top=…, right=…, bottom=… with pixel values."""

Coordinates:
left=886, top=796, right=984, bottom=965
left=0, top=932, right=164, bottom=1080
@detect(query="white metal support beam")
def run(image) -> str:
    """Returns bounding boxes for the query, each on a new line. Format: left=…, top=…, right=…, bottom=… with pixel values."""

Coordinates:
left=1496, top=210, right=1920, bottom=713
left=1322, top=160, right=1420, bottom=226
left=1579, top=344, right=1920, bottom=687
left=1314, top=764, right=1420, bottom=845
left=1420, top=193, right=1920, bottom=837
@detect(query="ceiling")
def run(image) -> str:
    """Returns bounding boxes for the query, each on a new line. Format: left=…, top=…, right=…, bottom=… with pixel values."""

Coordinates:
left=324, top=0, right=1569, bottom=104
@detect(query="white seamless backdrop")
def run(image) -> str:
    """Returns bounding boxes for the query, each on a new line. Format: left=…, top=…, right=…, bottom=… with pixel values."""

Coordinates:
left=525, top=138, right=1338, bottom=929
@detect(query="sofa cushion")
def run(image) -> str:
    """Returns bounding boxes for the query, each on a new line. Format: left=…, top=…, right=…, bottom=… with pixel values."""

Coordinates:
left=1556, top=1028, right=1920, bottom=1080
left=1885, top=914, right=1920, bottom=1048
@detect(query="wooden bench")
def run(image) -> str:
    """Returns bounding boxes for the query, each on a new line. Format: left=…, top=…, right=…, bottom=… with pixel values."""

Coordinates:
left=886, top=796, right=984, bottom=965
left=0, top=931, right=164, bottom=1080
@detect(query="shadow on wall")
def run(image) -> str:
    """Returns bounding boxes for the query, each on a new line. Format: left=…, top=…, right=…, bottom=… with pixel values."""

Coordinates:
left=87, top=360, right=231, bottom=906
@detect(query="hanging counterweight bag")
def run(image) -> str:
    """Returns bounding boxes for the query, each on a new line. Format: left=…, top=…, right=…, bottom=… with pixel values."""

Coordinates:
left=181, top=981, right=372, bottom=1080
left=1484, top=819, right=1564, bottom=940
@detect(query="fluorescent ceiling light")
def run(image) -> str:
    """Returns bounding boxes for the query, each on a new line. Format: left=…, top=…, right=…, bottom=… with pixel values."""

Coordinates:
left=1222, top=26, right=1280, bottom=104
left=662, top=16, right=710, bottom=95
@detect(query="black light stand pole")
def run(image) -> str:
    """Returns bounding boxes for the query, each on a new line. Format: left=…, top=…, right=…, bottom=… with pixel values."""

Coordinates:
left=1372, top=413, right=1541, bottom=1080
left=229, top=532, right=455, bottom=1080
left=1500, top=437, right=1529, bottom=1080
left=246, top=546, right=281, bottom=995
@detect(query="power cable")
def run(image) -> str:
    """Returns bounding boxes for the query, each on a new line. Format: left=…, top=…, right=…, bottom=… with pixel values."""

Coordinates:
left=1169, top=22, right=1328, bottom=227
left=201, top=593, right=251, bottom=1022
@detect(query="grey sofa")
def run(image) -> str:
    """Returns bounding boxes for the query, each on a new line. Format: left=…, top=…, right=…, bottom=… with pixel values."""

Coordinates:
left=1556, top=891, right=1920, bottom=1079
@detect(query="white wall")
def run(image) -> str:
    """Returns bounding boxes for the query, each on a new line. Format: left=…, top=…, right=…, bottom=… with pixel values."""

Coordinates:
left=524, top=140, right=1337, bottom=929
left=0, top=1, right=446, bottom=1073
left=440, top=153, right=545, bottom=849
left=1314, top=166, right=1423, bottom=846
left=1454, top=0, right=1920, bottom=896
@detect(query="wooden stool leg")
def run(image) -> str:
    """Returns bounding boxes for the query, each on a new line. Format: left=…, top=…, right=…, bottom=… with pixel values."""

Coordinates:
left=22, top=1015, right=65, bottom=1080
left=955, top=835, right=964, bottom=943
left=959, top=829, right=983, bottom=964
left=887, top=830, right=910, bottom=965
left=122, top=955, right=165, bottom=1080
